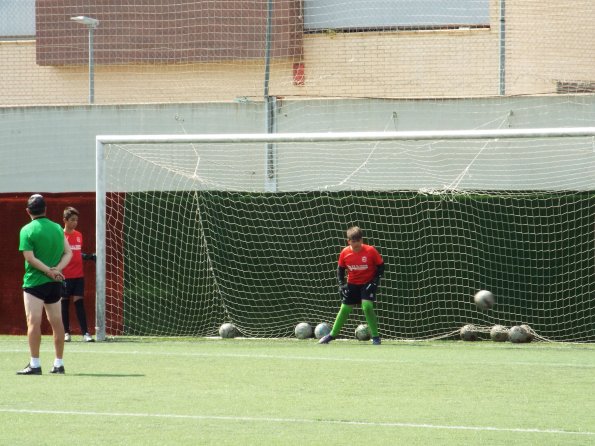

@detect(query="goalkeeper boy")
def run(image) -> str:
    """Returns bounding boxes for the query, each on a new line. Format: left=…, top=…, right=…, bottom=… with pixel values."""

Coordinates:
left=319, top=226, right=385, bottom=345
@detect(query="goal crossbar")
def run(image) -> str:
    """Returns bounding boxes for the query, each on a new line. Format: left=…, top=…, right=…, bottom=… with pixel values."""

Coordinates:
left=96, top=127, right=595, bottom=145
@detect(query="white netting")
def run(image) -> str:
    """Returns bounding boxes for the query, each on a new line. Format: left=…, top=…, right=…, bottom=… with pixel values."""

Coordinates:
left=98, top=130, right=595, bottom=341
left=1, top=2, right=595, bottom=342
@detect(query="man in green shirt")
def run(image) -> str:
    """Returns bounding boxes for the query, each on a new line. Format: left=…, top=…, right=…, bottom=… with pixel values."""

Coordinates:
left=17, top=194, right=72, bottom=375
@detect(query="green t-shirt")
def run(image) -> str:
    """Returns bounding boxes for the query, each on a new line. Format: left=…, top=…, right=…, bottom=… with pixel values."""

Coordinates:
left=19, top=217, right=65, bottom=288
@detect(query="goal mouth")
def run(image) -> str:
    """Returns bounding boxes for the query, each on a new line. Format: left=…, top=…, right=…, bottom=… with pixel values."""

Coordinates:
left=95, top=128, right=595, bottom=342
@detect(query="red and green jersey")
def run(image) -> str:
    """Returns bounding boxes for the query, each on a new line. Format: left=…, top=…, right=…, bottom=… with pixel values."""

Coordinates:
left=338, top=244, right=383, bottom=285
left=19, top=217, right=65, bottom=288
left=62, top=230, right=84, bottom=279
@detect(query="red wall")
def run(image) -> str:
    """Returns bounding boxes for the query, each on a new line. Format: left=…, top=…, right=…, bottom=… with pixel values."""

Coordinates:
left=36, top=1, right=303, bottom=65
left=1, top=193, right=96, bottom=335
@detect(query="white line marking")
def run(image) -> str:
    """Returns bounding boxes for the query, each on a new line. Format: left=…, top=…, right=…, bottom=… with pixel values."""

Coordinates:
left=1, top=348, right=594, bottom=369
left=0, top=408, right=592, bottom=436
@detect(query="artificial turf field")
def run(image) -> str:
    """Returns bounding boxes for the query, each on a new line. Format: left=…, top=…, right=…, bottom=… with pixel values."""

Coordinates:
left=1, top=335, right=593, bottom=445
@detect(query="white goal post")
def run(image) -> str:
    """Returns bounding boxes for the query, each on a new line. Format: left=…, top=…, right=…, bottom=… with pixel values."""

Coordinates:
left=95, top=127, right=595, bottom=342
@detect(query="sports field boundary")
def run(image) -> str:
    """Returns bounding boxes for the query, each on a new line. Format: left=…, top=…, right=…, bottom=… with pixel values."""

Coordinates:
left=1, top=408, right=593, bottom=437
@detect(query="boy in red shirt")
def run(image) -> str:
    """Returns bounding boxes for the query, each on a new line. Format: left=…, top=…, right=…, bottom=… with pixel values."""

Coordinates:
left=61, top=207, right=95, bottom=342
left=319, top=226, right=385, bottom=345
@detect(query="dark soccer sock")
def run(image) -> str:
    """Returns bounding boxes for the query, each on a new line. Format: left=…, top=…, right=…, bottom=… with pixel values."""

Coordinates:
left=330, top=304, right=352, bottom=337
left=74, top=299, right=89, bottom=334
left=61, top=299, right=70, bottom=333
left=361, top=300, right=379, bottom=337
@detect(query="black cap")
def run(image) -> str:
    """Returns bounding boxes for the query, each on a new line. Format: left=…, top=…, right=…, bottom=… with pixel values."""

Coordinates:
left=27, top=194, right=46, bottom=214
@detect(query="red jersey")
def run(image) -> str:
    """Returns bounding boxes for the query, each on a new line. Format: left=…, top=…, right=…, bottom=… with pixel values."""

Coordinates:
left=62, top=230, right=84, bottom=279
left=338, top=244, right=383, bottom=285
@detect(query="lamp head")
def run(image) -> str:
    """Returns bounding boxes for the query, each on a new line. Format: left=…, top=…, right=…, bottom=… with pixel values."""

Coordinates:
left=70, top=16, right=99, bottom=28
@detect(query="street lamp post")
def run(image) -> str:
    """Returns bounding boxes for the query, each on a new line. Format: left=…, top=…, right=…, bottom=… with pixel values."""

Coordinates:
left=70, top=16, right=99, bottom=104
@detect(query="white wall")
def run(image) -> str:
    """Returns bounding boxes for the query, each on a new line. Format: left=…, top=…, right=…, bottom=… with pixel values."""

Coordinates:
left=1, top=96, right=595, bottom=193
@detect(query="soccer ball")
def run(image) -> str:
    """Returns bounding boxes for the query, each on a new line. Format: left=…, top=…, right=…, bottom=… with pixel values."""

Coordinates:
left=295, top=322, right=313, bottom=339
left=460, top=324, right=479, bottom=341
left=219, top=322, right=238, bottom=339
left=314, top=322, right=331, bottom=339
left=490, top=324, right=509, bottom=342
left=520, top=324, right=535, bottom=342
left=509, top=325, right=529, bottom=343
left=355, top=324, right=371, bottom=341
left=474, top=290, right=495, bottom=311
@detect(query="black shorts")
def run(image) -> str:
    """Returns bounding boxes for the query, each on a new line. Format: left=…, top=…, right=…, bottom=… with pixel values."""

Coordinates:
left=341, top=283, right=377, bottom=305
left=24, top=282, right=62, bottom=304
left=62, top=277, right=85, bottom=298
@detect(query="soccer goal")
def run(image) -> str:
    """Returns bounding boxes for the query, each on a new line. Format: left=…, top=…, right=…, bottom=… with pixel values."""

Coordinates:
left=96, top=128, right=595, bottom=342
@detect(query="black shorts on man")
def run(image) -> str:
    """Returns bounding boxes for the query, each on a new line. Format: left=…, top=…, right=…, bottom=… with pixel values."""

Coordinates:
left=24, top=282, right=62, bottom=304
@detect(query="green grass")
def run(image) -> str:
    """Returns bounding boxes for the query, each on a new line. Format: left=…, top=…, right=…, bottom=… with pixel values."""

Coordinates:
left=1, top=336, right=594, bottom=445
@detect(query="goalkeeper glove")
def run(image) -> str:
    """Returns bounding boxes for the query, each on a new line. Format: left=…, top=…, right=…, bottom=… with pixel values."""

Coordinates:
left=339, top=284, right=350, bottom=299
left=82, top=253, right=97, bottom=261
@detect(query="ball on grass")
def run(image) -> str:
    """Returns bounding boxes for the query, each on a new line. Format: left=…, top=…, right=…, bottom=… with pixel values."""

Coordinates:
left=520, top=324, right=535, bottom=342
left=295, top=322, right=313, bottom=339
left=460, top=324, right=479, bottom=341
left=314, top=322, right=331, bottom=339
left=355, top=324, right=371, bottom=341
left=509, top=325, right=530, bottom=343
left=490, top=324, right=509, bottom=342
left=219, top=322, right=238, bottom=339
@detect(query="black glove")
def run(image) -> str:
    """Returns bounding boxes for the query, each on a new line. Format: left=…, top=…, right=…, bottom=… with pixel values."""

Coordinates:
left=338, top=284, right=350, bottom=299
left=82, top=253, right=97, bottom=261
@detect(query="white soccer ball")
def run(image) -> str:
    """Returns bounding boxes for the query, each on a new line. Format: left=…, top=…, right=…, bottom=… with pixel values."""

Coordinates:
left=520, top=324, right=535, bottom=342
left=314, top=322, right=331, bottom=339
left=219, top=322, right=238, bottom=339
left=474, top=290, right=495, bottom=310
left=460, top=324, right=479, bottom=341
left=295, top=322, right=313, bottom=339
left=355, top=324, right=371, bottom=341
left=509, top=325, right=529, bottom=343
left=490, top=324, right=509, bottom=342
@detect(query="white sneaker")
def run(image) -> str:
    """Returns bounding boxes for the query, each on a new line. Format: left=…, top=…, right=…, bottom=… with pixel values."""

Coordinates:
left=64, top=333, right=71, bottom=342
left=83, top=333, right=94, bottom=342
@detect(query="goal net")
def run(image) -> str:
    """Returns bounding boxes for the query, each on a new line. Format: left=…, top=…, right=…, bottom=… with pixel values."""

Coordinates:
left=97, top=128, right=595, bottom=342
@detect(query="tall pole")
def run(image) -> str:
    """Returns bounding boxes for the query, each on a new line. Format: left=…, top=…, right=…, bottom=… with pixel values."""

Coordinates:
left=264, top=0, right=273, bottom=101
left=499, top=0, right=506, bottom=96
left=71, top=17, right=99, bottom=103
left=264, top=0, right=277, bottom=192
left=95, top=138, right=106, bottom=341
left=89, top=26, right=95, bottom=104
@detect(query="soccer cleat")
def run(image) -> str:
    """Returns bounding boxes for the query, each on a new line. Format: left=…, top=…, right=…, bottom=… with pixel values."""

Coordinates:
left=16, top=364, right=42, bottom=375
left=64, top=333, right=71, bottom=342
left=318, top=334, right=335, bottom=344
left=83, top=333, right=94, bottom=342
left=50, top=365, right=65, bottom=374
left=372, top=336, right=381, bottom=345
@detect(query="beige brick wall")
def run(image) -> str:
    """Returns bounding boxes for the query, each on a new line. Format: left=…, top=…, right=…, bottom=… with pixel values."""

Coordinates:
left=298, top=28, right=498, bottom=99
left=0, top=40, right=303, bottom=105
left=505, top=1, right=595, bottom=95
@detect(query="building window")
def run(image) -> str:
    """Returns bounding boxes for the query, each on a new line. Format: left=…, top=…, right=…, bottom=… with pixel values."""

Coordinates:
left=0, top=0, right=35, bottom=38
left=304, top=0, right=490, bottom=32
